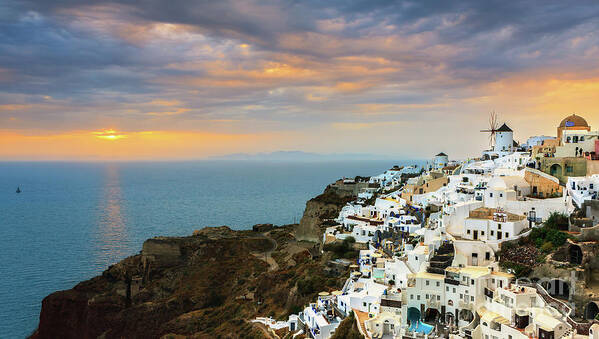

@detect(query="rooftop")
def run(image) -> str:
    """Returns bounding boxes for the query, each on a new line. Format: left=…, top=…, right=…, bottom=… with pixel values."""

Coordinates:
left=497, top=123, right=513, bottom=132
left=411, top=271, right=444, bottom=280
left=446, top=265, right=491, bottom=278
left=559, top=114, right=589, bottom=128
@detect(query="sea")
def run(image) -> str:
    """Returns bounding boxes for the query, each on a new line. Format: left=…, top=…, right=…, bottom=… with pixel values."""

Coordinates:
left=0, top=160, right=423, bottom=338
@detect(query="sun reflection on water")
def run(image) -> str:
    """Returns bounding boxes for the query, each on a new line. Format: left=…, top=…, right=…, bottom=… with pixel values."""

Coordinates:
left=95, top=164, right=129, bottom=270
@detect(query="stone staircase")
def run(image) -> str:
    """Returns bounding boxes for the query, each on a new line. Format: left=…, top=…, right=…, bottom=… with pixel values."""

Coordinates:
left=427, top=242, right=454, bottom=275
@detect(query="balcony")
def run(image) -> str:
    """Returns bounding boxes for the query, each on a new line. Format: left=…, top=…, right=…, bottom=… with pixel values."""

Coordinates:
left=445, top=277, right=460, bottom=286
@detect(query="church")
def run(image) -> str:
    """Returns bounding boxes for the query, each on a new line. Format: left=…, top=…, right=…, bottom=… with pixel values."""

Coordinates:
left=534, top=114, right=599, bottom=183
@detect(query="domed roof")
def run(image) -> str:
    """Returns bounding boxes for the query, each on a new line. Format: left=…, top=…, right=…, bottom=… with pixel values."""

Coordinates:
left=559, top=114, right=589, bottom=128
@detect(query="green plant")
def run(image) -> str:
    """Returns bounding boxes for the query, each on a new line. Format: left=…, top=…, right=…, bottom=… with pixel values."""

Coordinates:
left=540, top=242, right=553, bottom=253
left=499, top=261, right=532, bottom=278
left=545, top=212, right=568, bottom=230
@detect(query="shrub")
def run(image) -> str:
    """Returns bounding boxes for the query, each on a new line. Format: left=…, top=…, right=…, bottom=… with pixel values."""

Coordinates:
left=499, top=261, right=532, bottom=278
left=540, top=242, right=553, bottom=253
left=546, top=228, right=569, bottom=247
left=545, top=212, right=568, bottom=230
left=324, top=237, right=358, bottom=260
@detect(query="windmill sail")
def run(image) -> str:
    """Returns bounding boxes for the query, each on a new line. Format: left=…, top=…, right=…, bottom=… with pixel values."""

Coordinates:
left=480, top=111, right=499, bottom=147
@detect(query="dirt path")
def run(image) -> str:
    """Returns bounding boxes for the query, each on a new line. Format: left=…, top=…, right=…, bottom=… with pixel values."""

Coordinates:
left=251, top=232, right=279, bottom=272
left=250, top=321, right=280, bottom=339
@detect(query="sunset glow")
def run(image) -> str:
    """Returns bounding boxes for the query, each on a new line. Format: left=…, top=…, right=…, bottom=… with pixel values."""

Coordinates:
left=94, top=130, right=127, bottom=140
left=1, top=1, right=598, bottom=160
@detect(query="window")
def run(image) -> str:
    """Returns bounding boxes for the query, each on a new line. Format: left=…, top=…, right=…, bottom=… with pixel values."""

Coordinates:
left=437, top=295, right=441, bottom=301
left=489, top=193, right=493, bottom=198
left=446, top=286, right=449, bottom=292
left=491, top=230, right=494, bottom=236
left=426, top=294, right=429, bottom=299
left=486, top=252, right=491, bottom=260
left=363, top=302, right=367, bottom=307
left=436, top=281, right=440, bottom=287
left=411, top=294, right=413, bottom=300
left=471, top=296, right=474, bottom=302
left=467, top=230, right=471, bottom=234
left=417, top=295, right=420, bottom=301
left=453, top=288, right=456, bottom=293
left=591, top=183, right=594, bottom=190
left=481, top=231, right=485, bottom=235
left=426, top=280, right=429, bottom=286
left=499, top=193, right=503, bottom=198
left=471, top=279, right=474, bottom=285
left=498, top=224, right=502, bottom=230
left=460, top=294, right=463, bottom=299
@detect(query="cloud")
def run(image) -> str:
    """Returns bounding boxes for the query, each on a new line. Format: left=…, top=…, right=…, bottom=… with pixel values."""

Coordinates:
left=1, top=0, right=599, bottom=159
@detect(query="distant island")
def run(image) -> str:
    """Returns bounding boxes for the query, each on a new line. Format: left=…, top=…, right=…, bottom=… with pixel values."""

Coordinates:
left=209, top=151, right=399, bottom=161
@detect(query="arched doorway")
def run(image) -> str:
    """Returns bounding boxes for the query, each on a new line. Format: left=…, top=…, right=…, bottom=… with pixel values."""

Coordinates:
left=407, top=307, right=421, bottom=327
left=584, top=302, right=599, bottom=320
left=550, top=164, right=562, bottom=177
left=569, top=245, right=583, bottom=265
left=424, top=308, right=440, bottom=323
left=459, top=309, right=474, bottom=323
left=543, top=279, right=570, bottom=299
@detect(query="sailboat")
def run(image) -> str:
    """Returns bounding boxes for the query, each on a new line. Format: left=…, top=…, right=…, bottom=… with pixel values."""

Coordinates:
left=16, top=186, right=21, bottom=194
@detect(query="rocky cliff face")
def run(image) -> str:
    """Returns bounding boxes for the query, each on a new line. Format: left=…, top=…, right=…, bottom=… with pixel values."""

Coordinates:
left=31, top=225, right=347, bottom=339
left=295, top=184, right=357, bottom=242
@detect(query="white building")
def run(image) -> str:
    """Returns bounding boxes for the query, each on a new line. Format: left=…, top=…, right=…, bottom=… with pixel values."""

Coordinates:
left=525, top=135, right=556, bottom=150
left=495, top=124, right=515, bottom=154
left=463, top=207, right=528, bottom=249
left=301, top=295, right=342, bottom=339
left=556, top=129, right=599, bottom=157
left=430, top=152, right=449, bottom=170
left=483, top=123, right=515, bottom=159
left=337, top=277, right=388, bottom=316
left=566, top=175, right=599, bottom=208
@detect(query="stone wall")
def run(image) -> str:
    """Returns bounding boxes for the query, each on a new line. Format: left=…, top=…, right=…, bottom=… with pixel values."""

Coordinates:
left=141, top=237, right=182, bottom=269
left=578, top=224, right=599, bottom=242
left=524, top=168, right=563, bottom=198
left=588, top=159, right=599, bottom=176
left=539, top=157, right=587, bottom=184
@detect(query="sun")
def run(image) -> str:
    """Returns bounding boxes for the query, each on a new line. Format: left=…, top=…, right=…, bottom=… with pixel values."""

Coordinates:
left=93, top=129, right=127, bottom=140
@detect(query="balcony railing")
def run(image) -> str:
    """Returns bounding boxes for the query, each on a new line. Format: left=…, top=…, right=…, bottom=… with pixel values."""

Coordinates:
left=445, top=277, right=460, bottom=286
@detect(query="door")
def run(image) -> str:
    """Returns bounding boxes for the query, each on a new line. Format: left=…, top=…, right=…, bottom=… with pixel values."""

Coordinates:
left=497, top=231, right=502, bottom=240
left=472, top=253, right=478, bottom=266
left=473, top=230, right=478, bottom=240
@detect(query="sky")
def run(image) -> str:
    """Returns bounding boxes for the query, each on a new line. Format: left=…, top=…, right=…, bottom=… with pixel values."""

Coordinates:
left=1, top=0, right=598, bottom=161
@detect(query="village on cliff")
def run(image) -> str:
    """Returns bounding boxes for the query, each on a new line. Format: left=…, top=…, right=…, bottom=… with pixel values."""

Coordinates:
left=254, top=113, right=599, bottom=339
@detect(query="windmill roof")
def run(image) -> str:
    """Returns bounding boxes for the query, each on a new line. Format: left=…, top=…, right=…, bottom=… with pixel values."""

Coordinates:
left=436, top=152, right=447, bottom=156
left=497, top=123, right=513, bottom=132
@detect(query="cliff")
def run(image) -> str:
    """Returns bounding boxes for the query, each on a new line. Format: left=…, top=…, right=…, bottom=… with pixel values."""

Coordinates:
left=295, top=183, right=360, bottom=242
left=31, top=225, right=348, bottom=339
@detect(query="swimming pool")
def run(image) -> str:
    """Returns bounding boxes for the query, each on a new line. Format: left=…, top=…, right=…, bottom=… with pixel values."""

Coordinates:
left=409, top=320, right=434, bottom=334
left=406, top=307, right=434, bottom=334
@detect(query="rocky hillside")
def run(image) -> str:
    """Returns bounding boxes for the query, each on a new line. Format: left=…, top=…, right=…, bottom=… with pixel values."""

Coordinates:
left=30, top=225, right=348, bottom=339
left=295, top=184, right=358, bottom=242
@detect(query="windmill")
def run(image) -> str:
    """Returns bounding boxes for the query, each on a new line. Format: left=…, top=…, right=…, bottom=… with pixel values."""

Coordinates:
left=480, top=111, right=500, bottom=148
